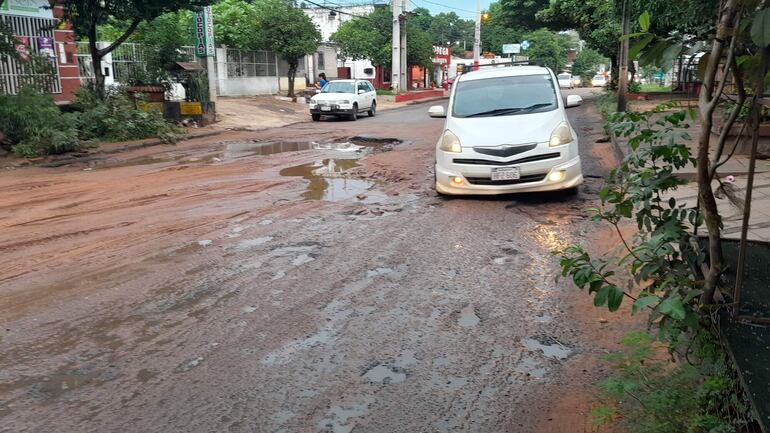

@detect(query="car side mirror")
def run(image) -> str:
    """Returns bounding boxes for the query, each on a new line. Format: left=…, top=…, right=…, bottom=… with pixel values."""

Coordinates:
left=358, top=89, right=365, bottom=95
left=428, top=105, right=446, bottom=118
left=565, top=95, right=583, bottom=108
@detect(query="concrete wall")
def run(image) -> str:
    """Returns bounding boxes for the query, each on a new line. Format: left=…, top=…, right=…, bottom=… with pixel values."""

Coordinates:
left=215, top=47, right=279, bottom=96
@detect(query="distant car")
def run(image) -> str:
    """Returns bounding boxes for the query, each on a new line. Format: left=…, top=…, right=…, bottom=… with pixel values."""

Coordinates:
left=428, top=65, right=584, bottom=196
left=571, top=75, right=582, bottom=88
left=309, top=79, right=377, bottom=121
left=557, top=73, right=573, bottom=89
left=591, top=75, right=608, bottom=87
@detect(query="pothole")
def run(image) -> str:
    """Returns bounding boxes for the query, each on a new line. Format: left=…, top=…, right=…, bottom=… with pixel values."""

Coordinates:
left=523, top=337, right=573, bottom=360
left=280, top=159, right=378, bottom=202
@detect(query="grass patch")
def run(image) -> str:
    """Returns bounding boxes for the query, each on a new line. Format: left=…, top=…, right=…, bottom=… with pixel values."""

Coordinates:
left=596, top=91, right=618, bottom=122
left=376, top=89, right=395, bottom=96
left=639, top=84, right=672, bottom=92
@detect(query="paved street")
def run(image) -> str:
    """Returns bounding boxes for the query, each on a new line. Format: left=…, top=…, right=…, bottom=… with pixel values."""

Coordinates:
left=0, top=88, right=623, bottom=433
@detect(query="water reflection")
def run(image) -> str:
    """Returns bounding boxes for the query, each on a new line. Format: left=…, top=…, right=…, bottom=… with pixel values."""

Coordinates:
left=280, top=159, right=375, bottom=202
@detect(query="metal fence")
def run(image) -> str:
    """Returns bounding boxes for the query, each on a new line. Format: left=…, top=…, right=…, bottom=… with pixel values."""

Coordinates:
left=76, top=42, right=197, bottom=83
left=0, top=14, right=62, bottom=95
left=225, top=48, right=277, bottom=78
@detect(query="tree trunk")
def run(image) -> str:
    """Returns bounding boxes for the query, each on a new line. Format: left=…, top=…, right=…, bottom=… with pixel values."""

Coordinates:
left=86, top=18, right=141, bottom=98
left=616, top=0, right=630, bottom=112
left=697, top=0, right=741, bottom=305
left=287, top=61, right=297, bottom=99
left=609, top=54, right=618, bottom=90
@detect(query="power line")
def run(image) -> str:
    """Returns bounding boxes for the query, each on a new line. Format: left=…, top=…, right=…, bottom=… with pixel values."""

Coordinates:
left=301, top=0, right=371, bottom=19
left=414, top=0, right=477, bottom=15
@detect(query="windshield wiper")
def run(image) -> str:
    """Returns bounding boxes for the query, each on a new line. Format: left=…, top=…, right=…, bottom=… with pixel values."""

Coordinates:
left=515, top=103, right=553, bottom=113
left=463, top=103, right=554, bottom=118
left=464, top=108, right=523, bottom=117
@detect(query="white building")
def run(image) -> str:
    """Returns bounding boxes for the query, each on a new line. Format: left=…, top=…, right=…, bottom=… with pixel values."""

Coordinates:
left=301, top=4, right=383, bottom=83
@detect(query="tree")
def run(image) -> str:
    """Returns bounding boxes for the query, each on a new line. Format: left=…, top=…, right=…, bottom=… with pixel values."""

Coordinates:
left=522, top=28, right=571, bottom=71
left=62, top=0, right=214, bottom=95
left=211, top=0, right=261, bottom=49
left=571, top=48, right=606, bottom=80
left=498, top=0, right=550, bottom=30
left=257, top=0, right=320, bottom=98
left=330, top=8, right=434, bottom=70
left=481, top=2, right=522, bottom=56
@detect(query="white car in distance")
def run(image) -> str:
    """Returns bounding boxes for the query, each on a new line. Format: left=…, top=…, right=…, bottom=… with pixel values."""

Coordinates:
left=557, top=72, right=574, bottom=89
left=591, top=74, right=608, bottom=87
left=309, top=79, right=377, bottom=121
left=428, top=65, right=584, bottom=196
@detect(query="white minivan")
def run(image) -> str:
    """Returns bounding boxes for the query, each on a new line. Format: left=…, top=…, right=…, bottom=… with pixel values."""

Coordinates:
left=428, top=65, right=584, bottom=196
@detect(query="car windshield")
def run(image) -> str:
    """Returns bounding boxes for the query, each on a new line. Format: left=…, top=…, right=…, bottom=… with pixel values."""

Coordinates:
left=452, top=74, right=558, bottom=118
left=593, top=75, right=604, bottom=80
left=558, top=74, right=570, bottom=79
left=322, top=82, right=355, bottom=93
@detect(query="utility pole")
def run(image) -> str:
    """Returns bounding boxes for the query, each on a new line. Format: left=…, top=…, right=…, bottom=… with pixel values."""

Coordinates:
left=400, top=0, right=407, bottom=91
left=473, top=0, right=480, bottom=69
left=391, top=0, right=400, bottom=93
left=617, top=0, right=630, bottom=112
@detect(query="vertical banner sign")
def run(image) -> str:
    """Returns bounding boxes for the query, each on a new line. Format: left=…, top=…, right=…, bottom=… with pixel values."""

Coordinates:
left=194, top=6, right=215, bottom=58
left=15, top=36, right=29, bottom=60
left=37, top=37, right=55, bottom=59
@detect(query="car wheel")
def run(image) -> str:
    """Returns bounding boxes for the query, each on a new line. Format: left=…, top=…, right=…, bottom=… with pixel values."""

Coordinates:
left=349, top=104, right=358, bottom=121
left=311, top=113, right=321, bottom=121
left=368, top=101, right=376, bottom=117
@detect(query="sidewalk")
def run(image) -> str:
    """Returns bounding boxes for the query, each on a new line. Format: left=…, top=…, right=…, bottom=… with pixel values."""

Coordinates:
left=613, top=108, right=770, bottom=242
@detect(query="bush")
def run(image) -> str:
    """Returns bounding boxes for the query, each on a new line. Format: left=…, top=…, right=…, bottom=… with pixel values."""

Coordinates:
left=74, top=85, right=183, bottom=143
left=628, top=80, right=642, bottom=93
left=0, top=87, right=80, bottom=157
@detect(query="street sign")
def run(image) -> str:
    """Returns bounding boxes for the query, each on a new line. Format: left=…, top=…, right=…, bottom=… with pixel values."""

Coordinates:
left=502, top=44, right=521, bottom=54
left=194, top=6, right=215, bottom=58
left=521, top=40, right=530, bottom=51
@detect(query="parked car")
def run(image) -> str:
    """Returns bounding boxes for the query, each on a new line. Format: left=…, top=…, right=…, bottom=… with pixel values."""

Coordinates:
left=557, top=72, right=573, bottom=89
left=428, top=65, right=584, bottom=196
left=571, top=75, right=582, bottom=88
left=591, top=74, right=608, bottom=87
left=309, top=79, right=377, bottom=121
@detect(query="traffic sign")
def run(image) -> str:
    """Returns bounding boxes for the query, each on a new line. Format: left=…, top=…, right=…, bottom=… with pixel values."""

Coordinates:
left=521, top=40, right=530, bottom=51
left=502, top=44, right=521, bottom=54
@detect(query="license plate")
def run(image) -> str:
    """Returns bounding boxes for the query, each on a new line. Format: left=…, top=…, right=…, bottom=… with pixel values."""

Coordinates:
left=491, top=167, right=520, bottom=181
left=321, top=106, right=331, bottom=112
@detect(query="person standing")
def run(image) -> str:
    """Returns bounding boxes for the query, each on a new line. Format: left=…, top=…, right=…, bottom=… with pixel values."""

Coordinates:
left=318, top=73, right=328, bottom=88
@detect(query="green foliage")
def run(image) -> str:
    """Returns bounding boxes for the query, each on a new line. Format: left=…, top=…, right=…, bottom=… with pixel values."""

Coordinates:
left=594, top=332, right=755, bottom=433
left=411, top=7, right=474, bottom=49
left=628, top=80, right=642, bottom=93
left=522, top=28, right=571, bottom=71
left=212, top=0, right=262, bottom=49
left=73, top=86, right=183, bottom=143
left=596, top=92, right=618, bottom=122
left=571, top=48, right=607, bottom=81
left=330, top=7, right=434, bottom=69
left=498, top=0, right=550, bottom=31
left=557, top=102, right=704, bottom=343
left=480, top=2, right=522, bottom=56
left=751, top=8, right=770, bottom=48
left=0, top=88, right=81, bottom=157
left=0, top=18, right=18, bottom=60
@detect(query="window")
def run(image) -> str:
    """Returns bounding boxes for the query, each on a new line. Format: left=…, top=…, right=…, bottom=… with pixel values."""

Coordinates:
left=357, top=81, right=367, bottom=93
left=225, top=49, right=277, bottom=77
left=317, top=52, right=325, bottom=69
left=322, top=81, right=355, bottom=93
left=365, top=82, right=374, bottom=92
left=452, top=74, right=558, bottom=118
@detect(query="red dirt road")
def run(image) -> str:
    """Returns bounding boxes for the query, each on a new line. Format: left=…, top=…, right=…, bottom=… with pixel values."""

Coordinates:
left=1, top=91, right=635, bottom=432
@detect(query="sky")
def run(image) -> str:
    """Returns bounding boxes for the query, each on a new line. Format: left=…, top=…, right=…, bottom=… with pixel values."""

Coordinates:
left=410, top=0, right=493, bottom=19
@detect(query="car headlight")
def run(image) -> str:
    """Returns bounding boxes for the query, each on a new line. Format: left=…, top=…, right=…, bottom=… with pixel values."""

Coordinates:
left=549, top=122, right=573, bottom=147
left=439, top=130, right=462, bottom=153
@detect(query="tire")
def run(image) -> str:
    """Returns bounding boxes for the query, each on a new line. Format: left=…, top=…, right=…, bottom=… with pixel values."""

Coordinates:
left=311, top=113, right=320, bottom=121
left=349, top=104, right=358, bottom=121
left=368, top=101, right=376, bottom=117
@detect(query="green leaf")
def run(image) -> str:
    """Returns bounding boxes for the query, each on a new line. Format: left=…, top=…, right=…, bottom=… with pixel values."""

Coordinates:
left=751, top=8, right=770, bottom=48
left=638, top=10, right=650, bottom=33
left=620, top=32, right=649, bottom=40
left=658, top=295, right=686, bottom=321
left=607, top=286, right=625, bottom=312
left=632, top=294, right=659, bottom=314
left=594, top=286, right=610, bottom=307
left=629, top=34, right=655, bottom=60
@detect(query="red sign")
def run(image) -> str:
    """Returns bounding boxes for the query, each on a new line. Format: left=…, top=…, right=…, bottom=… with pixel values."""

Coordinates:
left=15, top=36, right=29, bottom=60
left=432, top=45, right=451, bottom=65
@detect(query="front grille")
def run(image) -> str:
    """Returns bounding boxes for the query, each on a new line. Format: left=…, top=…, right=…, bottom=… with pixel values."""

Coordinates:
left=453, top=152, right=561, bottom=166
left=473, top=143, right=537, bottom=157
left=465, top=173, right=547, bottom=186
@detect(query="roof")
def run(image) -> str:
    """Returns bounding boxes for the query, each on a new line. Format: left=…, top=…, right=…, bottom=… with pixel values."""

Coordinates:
left=174, top=62, right=205, bottom=72
left=458, top=65, right=552, bottom=82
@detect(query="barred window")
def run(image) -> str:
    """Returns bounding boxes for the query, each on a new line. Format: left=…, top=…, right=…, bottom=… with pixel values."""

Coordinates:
left=225, top=49, right=276, bottom=77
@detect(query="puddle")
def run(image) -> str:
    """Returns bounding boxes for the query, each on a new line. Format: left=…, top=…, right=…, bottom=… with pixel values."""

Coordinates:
left=394, top=350, right=418, bottom=368
left=291, top=253, right=315, bottom=266
left=523, top=337, right=572, bottom=360
left=222, top=138, right=393, bottom=159
left=362, top=364, right=407, bottom=384
left=197, top=240, right=212, bottom=247
left=280, top=159, right=376, bottom=202
left=458, top=305, right=481, bottom=328
left=532, top=314, right=553, bottom=323
left=174, top=356, right=204, bottom=373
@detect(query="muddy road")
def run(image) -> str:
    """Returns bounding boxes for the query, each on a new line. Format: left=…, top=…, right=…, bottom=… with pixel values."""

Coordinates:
left=1, top=89, right=623, bottom=433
